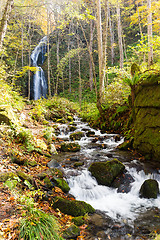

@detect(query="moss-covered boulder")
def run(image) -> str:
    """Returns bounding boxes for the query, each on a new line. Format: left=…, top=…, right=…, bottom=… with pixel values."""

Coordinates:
left=70, top=131, right=84, bottom=140
left=139, top=179, right=159, bottom=199
left=69, top=125, right=77, bottom=132
left=0, top=105, right=19, bottom=126
left=117, top=139, right=133, bottom=150
left=88, top=159, right=125, bottom=186
left=62, top=225, right=80, bottom=239
left=0, top=172, right=18, bottom=182
left=133, top=77, right=160, bottom=161
left=52, top=197, right=95, bottom=217
left=44, top=177, right=54, bottom=189
left=16, top=170, right=33, bottom=184
left=86, top=131, right=95, bottom=137
left=53, top=178, right=70, bottom=193
left=60, top=142, right=80, bottom=152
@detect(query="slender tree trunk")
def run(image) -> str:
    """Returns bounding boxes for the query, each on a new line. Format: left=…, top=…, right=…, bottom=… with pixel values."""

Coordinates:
left=77, top=38, right=82, bottom=109
left=47, top=9, right=51, bottom=98
left=102, top=0, right=108, bottom=86
left=55, top=32, right=60, bottom=95
left=68, top=22, right=72, bottom=93
left=147, top=0, right=153, bottom=66
left=0, top=0, right=14, bottom=51
left=89, top=19, right=94, bottom=91
left=96, top=0, right=104, bottom=114
left=21, top=17, right=24, bottom=67
left=108, top=5, right=114, bottom=65
left=116, top=1, right=124, bottom=69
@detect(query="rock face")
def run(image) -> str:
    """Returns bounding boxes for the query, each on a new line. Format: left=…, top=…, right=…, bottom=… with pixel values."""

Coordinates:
left=139, top=179, right=159, bottom=199
left=133, top=74, right=160, bottom=161
left=88, top=159, right=125, bottom=186
left=60, top=142, right=81, bottom=152
left=70, top=131, right=84, bottom=140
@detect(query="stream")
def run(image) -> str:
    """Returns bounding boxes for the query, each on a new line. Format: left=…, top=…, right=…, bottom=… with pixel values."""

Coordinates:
left=50, top=116, right=160, bottom=239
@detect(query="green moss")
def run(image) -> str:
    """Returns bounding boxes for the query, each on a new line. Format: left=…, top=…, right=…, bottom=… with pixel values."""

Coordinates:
left=69, top=125, right=77, bottom=131
left=118, top=139, right=133, bottom=150
left=72, top=216, right=85, bottom=226
left=44, top=177, right=53, bottom=189
left=60, top=142, right=80, bottom=152
left=139, top=179, right=159, bottom=199
left=70, top=131, right=84, bottom=140
left=62, top=225, right=80, bottom=239
left=74, top=162, right=84, bottom=167
left=54, top=178, right=70, bottom=193
left=88, top=159, right=125, bottom=186
left=0, top=172, right=17, bottom=182
left=16, top=171, right=33, bottom=184
left=52, top=197, right=95, bottom=217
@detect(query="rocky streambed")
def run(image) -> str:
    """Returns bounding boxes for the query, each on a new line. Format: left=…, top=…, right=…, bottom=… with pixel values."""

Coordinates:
left=49, top=116, right=160, bottom=240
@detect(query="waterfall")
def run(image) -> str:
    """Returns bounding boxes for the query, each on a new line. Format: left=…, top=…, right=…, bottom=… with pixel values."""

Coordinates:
left=31, top=36, right=48, bottom=100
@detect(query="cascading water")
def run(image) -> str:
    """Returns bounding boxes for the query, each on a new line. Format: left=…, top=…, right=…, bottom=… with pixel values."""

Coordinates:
left=31, top=36, right=48, bottom=100
left=55, top=116, right=160, bottom=229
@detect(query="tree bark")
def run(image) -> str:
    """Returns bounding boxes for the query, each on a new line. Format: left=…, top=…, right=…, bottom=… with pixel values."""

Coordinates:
left=89, top=19, right=94, bottom=91
left=0, top=0, right=14, bottom=51
left=47, top=9, right=51, bottom=98
left=68, top=22, right=72, bottom=93
left=116, top=1, right=124, bottom=69
left=108, top=5, right=114, bottom=65
left=147, top=0, right=153, bottom=66
left=55, top=31, right=60, bottom=95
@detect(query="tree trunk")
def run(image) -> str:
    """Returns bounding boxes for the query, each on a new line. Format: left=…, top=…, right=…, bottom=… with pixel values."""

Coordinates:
left=47, top=9, right=51, bottom=98
left=77, top=38, right=82, bottom=109
left=147, top=0, right=153, bottom=66
left=96, top=0, right=104, bottom=114
left=0, top=0, right=14, bottom=51
left=55, top=32, right=60, bottom=95
left=89, top=19, right=94, bottom=91
left=108, top=5, right=114, bottom=65
left=68, top=22, right=72, bottom=93
left=116, top=1, right=124, bottom=69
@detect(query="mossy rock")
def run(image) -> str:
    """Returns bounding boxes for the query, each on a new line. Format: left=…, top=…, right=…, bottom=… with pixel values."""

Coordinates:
left=53, top=178, right=70, bottom=193
left=74, top=162, right=84, bottom=167
left=62, top=224, right=80, bottom=239
left=88, top=159, right=125, bottom=186
left=69, top=125, right=77, bottom=132
left=60, top=142, right=80, bottom=152
left=139, top=179, right=159, bottom=199
left=52, top=197, right=95, bottom=217
left=86, top=131, right=95, bottom=137
left=70, top=131, right=84, bottom=140
left=118, top=139, right=133, bottom=150
left=0, top=172, right=17, bottom=182
left=44, top=177, right=54, bottom=189
left=11, top=155, right=25, bottom=165
left=72, top=216, right=85, bottom=226
left=16, top=170, right=33, bottom=184
left=27, top=160, right=37, bottom=167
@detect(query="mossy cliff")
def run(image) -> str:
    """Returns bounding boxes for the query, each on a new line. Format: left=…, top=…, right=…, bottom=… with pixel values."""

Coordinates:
left=133, top=73, right=160, bottom=161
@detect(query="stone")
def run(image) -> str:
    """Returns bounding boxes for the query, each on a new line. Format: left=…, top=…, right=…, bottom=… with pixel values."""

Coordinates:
left=72, top=216, right=85, bottom=226
left=60, top=142, right=80, bottom=152
left=139, top=179, right=159, bottom=199
left=52, top=197, right=95, bottom=217
left=62, top=225, right=80, bottom=239
left=53, top=178, right=70, bottom=193
left=16, top=170, right=33, bottom=184
left=133, top=77, right=160, bottom=161
left=88, top=159, right=125, bottom=186
left=49, top=143, right=58, bottom=154
left=86, top=131, right=95, bottom=137
left=118, top=139, right=133, bottom=150
left=70, top=131, right=84, bottom=140
left=0, top=172, right=17, bottom=182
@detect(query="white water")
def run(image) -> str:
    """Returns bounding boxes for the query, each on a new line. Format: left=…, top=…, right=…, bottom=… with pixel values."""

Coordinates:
left=58, top=117, right=160, bottom=224
left=31, top=36, right=48, bottom=100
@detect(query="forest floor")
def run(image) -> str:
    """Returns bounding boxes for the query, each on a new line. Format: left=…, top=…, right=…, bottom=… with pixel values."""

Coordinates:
left=0, top=104, right=87, bottom=240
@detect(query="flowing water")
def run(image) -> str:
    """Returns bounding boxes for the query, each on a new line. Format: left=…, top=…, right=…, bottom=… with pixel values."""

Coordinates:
left=53, top=116, right=160, bottom=239
left=31, top=36, right=48, bottom=100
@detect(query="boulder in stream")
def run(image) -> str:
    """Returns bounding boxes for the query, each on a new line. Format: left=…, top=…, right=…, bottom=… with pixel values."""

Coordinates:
left=88, top=159, right=125, bottom=186
left=60, top=142, right=81, bottom=152
left=139, top=179, right=159, bottom=199
left=70, top=131, right=84, bottom=140
left=52, top=196, right=95, bottom=217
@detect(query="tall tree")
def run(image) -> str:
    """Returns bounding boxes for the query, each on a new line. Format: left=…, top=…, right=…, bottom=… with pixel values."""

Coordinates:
left=0, top=0, right=14, bottom=51
left=147, top=0, right=153, bottom=66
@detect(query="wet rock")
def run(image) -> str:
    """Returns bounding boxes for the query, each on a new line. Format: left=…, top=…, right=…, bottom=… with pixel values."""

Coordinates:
left=44, top=177, right=54, bottom=189
left=112, top=172, right=135, bottom=193
left=52, top=197, right=95, bottom=217
left=88, top=159, right=125, bottom=186
left=117, top=139, right=133, bottom=150
left=74, top=162, right=84, bottom=167
left=52, top=178, right=70, bottom=193
left=70, top=131, right=84, bottom=140
left=49, top=143, right=58, bottom=154
left=70, top=156, right=80, bottom=161
left=113, top=134, right=121, bottom=142
left=69, top=125, right=77, bottom=131
left=139, top=179, right=159, bottom=199
left=86, top=131, right=95, bottom=137
left=47, top=160, right=61, bottom=168
left=60, top=142, right=81, bottom=152
left=62, top=225, right=80, bottom=239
